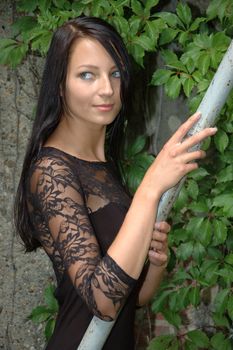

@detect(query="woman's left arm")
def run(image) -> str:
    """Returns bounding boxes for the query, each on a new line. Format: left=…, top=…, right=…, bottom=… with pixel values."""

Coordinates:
left=137, top=221, right=170, bottom=306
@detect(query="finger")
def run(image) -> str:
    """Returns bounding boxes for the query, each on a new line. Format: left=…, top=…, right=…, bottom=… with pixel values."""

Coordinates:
left=179, top=127, right=217, bottom=152
left=167, top=112, right=201, bottom=144
left=150, top=240, right=164, bottom=251
left=179, top=149, right=206, bottom=163
left=155, top=221, right=171, bottom=233
left=152, top=230, right=168, bottom=243
left=148, top=250, right=168, bottom=266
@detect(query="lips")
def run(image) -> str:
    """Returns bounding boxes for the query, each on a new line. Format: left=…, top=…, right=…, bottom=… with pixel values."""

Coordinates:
left=94, top=104, right=114, bottom=111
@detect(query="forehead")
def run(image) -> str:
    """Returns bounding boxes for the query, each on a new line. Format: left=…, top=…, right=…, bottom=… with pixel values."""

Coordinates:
left=68, top=37, right=117, bottom=68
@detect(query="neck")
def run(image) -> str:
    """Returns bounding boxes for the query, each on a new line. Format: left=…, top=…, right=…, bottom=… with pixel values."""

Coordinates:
left=44, top=115, right=107, bottom=162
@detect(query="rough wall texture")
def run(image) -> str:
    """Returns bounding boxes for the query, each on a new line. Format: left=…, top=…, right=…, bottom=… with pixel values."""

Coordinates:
left=0, top=1, right=210, bottom=349
left=0, top=2, right=53, bottom=349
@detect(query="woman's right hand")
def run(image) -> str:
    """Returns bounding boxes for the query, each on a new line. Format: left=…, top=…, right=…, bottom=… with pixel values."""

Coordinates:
left=141, top=112, right=217, bottom=198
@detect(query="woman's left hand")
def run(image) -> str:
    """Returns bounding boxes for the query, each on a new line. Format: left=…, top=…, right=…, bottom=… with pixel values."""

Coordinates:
left=148, top=221, right=171, bottom=267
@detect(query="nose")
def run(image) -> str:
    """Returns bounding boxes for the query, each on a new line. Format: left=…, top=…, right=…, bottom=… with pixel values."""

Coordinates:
left=99, top=74, right=114, bottom=97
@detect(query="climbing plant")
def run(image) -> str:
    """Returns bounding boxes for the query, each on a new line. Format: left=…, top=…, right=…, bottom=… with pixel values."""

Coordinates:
left=1, top=0, right=233, bottom=349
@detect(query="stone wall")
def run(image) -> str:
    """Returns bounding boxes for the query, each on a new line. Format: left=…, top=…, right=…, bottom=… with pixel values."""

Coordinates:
left=0, top=2, right=52, bottom=349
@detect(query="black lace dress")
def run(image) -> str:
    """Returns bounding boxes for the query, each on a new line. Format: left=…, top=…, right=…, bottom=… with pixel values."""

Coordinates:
left=27, top=147, right=145, bottom=350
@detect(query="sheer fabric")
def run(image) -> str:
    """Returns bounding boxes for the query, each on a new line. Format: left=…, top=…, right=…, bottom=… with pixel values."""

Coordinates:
left=27, top=147, right=142, bottom=349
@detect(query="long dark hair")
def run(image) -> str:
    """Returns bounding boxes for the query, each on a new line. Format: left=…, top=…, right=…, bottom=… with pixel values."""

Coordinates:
left=14, top=16, right=132, bottom=252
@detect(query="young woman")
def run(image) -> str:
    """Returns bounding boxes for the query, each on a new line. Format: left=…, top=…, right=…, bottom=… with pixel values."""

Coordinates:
left=14, top=17, right=217, bottom=350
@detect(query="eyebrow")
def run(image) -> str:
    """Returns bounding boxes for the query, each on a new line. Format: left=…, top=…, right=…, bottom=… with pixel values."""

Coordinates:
left=76, top=64, right=118, bottom=70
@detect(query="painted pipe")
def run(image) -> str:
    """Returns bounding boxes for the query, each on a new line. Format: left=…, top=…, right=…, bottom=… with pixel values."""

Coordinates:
left=78, top=40, right=233, bottom=350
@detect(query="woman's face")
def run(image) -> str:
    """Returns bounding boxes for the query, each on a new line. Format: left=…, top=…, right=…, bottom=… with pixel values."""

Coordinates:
left=64, top=38, right=122, bottom=128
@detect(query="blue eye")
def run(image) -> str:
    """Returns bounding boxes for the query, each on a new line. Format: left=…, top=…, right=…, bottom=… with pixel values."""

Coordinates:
left=112, top=70, right=121, bottom=78
left=79, top=72, right=93, bottom=80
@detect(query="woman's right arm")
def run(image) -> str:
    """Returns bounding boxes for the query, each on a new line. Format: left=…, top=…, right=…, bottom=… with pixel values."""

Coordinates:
left=107, top=112, right=217, bottom=280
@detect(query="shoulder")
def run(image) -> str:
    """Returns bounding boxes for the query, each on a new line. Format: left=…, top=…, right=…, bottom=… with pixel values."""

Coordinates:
left=29, top=147, right=81, bottom=191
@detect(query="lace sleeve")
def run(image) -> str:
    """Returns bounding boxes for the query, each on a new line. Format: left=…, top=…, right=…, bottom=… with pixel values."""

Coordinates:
left=28, top=155, right=136, bottom=320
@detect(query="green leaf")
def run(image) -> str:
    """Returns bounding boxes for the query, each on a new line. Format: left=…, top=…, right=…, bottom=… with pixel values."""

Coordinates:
left=109, top=0, right=128, bottom=16
left=201, top=259, right=219, bottom=284
left=186, top=217, right=204, bottom=234
left=214, top=288, right=229, bottom=313
left=176, top=2, right=192, bottom=27
left=125, top=166, right=145, bottom=193
left=128, top=16, right=141, bottom=36
left=12, top=16, right=37, bottom=35
left=45, top=318, right=56, bottom=341
left=217, top=165, right=233, bottom=183
left=165, top=75, right=181, bottom=99
left=17, top=0, right=38, bottom=12
left=44, top=285, right=58, bottom=312
left=178, top=31, right=189, bottom=46
left=0, top=40, right=28, bottom=67
left=193, top=242, right=206, bottom=262
left=225, top=253, right=233, bottom=266
left=52, top=0, right=68, bottom=8
left=112, top=16, right=129, bottom=39
left=212, top=32, right=231, bottom=51
left=169, top=290, right=186, bottom=312
left=188, top=199, right=209, bottom=213
left=186, top=179, right=199, bottom=199
left=214, top=129, right=229, bottom=153
left=29, top=306, right=51, bottom=323
left=161, top=49, right=178, bottom=64
left=212, top=193, right=233, bottom=217
left=188, top=286, right=201, bottom=307
left=187, top=329, right=209, bottom=347
left=182, top=77, right=195, bottom=97
left=159, top=28, right=179, bottom=45
left=189, top=167, right=209, bottom=180
left=199, top=218, right=212, bottom=246
left=131, top=0, right=143, bottom=16
left=176, top=241, right=193, bottom=260
left=145, top=0, right=159, bottom=11
left=227, top=295, right=233, bottom=320
left=174, top=187, right=189, bottom=211
left=155, top=12, right=178, bottom=27
left=212, top=219, right=228, bottom=246
left=128, top=43, right=145, bottom=66
left=145, top=19, right=166, bottom=39
left=151, top=69, right=172, bottom=86
left=133, top=34, right=155, bottom=51
left=189, top=17, right=206, bottom=31
left=212, top=313, right=230, bottom=328
left=30, top=28, right=52, bottom=55
left=206, top=0, right=230, bottom=22
left=126, top=135, right=146, bottom=156
left=38, top=0, right=52, bottom=13
left=147, top=335, right=176, bottom=350
left=215, top=267, right=233, bottom=284
left=211, top=332, right=232, bottom=350
left=151, top=290, right=172, bottom=312
left=198, top=53, right=210, bottom=75
left=163, top=309, right=181, bottom=327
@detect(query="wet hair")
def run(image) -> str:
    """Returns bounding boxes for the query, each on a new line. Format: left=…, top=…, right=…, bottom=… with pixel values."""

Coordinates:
left=14, top=16, right=132, bottom=251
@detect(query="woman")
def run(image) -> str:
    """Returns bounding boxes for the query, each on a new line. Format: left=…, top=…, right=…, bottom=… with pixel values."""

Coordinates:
left=14, top=17, right=217, bottom=349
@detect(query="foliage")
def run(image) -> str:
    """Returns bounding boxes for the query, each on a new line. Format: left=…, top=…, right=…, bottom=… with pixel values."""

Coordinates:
left=1, top=0, right=233, bottom=348
left=28, top=284, right=58, bottom=341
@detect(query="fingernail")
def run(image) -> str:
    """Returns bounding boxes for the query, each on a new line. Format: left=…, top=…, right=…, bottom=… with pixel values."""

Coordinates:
left=211, top=127, right=218, bottom=132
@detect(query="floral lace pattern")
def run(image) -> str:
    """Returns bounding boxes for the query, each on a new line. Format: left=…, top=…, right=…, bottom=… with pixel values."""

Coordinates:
left=27, top=147, right=135, bottom=320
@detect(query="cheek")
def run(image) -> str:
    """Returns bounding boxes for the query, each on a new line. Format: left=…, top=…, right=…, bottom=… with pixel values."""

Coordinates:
left=66, top=82, right=89, bottom=106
